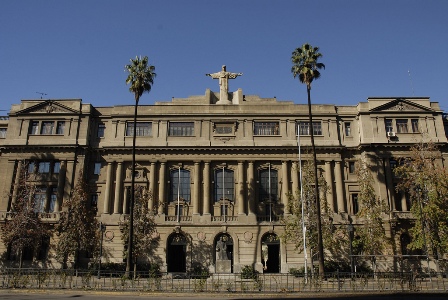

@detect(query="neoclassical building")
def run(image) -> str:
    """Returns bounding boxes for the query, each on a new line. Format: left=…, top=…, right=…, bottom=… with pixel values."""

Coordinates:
left=0, top=79, right=447, bottom=273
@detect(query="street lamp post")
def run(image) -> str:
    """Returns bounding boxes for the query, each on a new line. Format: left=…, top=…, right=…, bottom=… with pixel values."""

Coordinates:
left=347, top=223, right=354, bottom=274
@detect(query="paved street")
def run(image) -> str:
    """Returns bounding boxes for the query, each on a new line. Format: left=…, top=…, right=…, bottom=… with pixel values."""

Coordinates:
left=0, top=290, right=447, bottom=300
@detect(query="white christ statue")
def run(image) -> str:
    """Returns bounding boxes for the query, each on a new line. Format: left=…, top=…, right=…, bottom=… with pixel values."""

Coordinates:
left=206, top=65, right=242, bottom=104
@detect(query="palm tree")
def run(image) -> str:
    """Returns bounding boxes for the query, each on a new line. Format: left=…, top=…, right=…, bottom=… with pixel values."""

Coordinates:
left=291, top=43, right=325, bottom=276
left=125, top=56, right=156, bottom=276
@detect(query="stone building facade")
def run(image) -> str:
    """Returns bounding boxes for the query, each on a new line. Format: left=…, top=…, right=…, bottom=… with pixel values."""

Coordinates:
left=0, top=87, right=447, bottom=273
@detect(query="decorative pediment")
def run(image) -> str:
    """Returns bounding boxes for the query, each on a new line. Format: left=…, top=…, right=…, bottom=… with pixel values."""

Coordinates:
left=16, top=100, right=79, bottom=115
left=370, top=99, right=432, bottom=112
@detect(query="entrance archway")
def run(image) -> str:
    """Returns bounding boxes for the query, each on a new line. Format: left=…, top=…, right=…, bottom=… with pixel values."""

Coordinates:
left=214, top=233, right=233, bottom=273
left=167, top=233, right=187, bottom=273
left=261, top=232, right=280, bottom=273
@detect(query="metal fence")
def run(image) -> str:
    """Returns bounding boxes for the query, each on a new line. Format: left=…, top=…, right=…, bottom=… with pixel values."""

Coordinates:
left=0, top=269, right=447, bottom=293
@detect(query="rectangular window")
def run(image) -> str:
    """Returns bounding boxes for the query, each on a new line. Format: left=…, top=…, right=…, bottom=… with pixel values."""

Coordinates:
left=352, top=193, right=359, bottom=215
left=385, top=119, right=393, bottom=133
left=214, top=123, right=234, bottom=135
left=348, top=161, right=356, bottom=174
left=396, top=119, right=408, bottom=133
left=168, top=122, right=194, bottom=136
left=344, top=122, right=351, bottom=136
left=94, top=163, right=101, bottom=175
left=411, top=119, right=419, bottom=133
left=27, top=162, right=36, bottom=174
left=91, top=194, right=98, bottom=208
left=49, top=187, right=57, bottom=212
left=297, top=122, right=322, bottom=135
left=38, top=162, right=51, bottom=174
left=53, top=162, right=61, bottom=174
left=254, top=122, right=279, bottom=135
left=29, top=121, right=39, bottom=135
left=56, top=121, right=65, bottom=135
left=215, top=169, right=234, bottom=202
left=34, top=187, right=47, bottom=213
left=97, top=123, right=105, bottom=138
left=126, top=122, right=152, bottom=136
left=0, top=128, right=6, bottom=138
left=41, top=121, right=54, bottom=134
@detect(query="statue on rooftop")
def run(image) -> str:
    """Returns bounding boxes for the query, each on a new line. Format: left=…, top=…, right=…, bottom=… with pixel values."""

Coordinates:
left=206, top=65, right=242, bottom=103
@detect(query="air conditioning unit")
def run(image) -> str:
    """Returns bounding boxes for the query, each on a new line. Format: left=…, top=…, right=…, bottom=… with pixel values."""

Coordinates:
left=387, top=131, right=396, bottom=137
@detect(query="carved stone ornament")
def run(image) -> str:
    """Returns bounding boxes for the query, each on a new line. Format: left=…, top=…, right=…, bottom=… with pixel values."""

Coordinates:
left=243, top=231, right=253, bottom=243
left=104, top=230, right=114, bottom=241
left=384, top=102, right=421, bottom=111
left=197, top=232, right=206, bottom=241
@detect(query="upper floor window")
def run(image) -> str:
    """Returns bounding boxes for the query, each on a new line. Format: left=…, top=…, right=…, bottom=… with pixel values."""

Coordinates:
left=259, top=168, right=278, bottom=202
left=348, top=161, right=356, bottom=174
left=38, top=161, right=51, bottom=174
left=215, top=168, right=234, bottom=202
left=126, top=122, right=152, bottom=136
left=254, top=122, right=279, bottom=136
left=385, top=119, right=393, bottom=133
left=34, top=186, right=47, bottom=213
left=411, top=119, right=419, bottom=133
left=169, top=122, right=194, bottom=136
left=351, top=193, right=359, bottom=215
left=29, top=121, right=39, bottom=135
left=91, top=194, right=98, bottom=208
left=29, top=120, right=65, bottom=135
left=49, top=187, right=57, bottom=212
left=170, top=169, right=191, bottom=202
left=344, top=122, right=351, bottom=136
left=396, top=119, right=409, bottom=133
left=93, top=163, right=101, bottom=175
left=53, top=162, right=61, bottom=174
left=297, top=121, right=322, bottom=136
left=0, top=128, right=6, bottom=138
left=97, top=123, right=105, bottom=138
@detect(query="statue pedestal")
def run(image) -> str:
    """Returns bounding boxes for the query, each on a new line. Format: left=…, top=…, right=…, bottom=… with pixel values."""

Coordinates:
left=216, top=259, right=232, bottom=273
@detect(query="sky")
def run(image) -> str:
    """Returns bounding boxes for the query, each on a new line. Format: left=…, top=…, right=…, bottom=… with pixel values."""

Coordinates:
left=1, top=0, right=447, bottom=113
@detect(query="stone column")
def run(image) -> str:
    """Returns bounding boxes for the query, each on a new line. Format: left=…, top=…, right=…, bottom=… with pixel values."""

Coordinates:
left=384, top=158, right=396, bottom=211
left=113, top=162, right=123, bottom=214
left=123, top=186, right=129, bottom=214
left=334, top=161, right=345, bottom=213
left=247, top=161, right=255, bottom=215
left=103, top=162, right=113, bottom=214
left=203, top=162, right=210, bottom=215
left=193, top=162, right=200, bottom=215
left=324, top=161, right=335, bottom=212
left=64, top=160, right=75, bottom=205
left=237, top=161, right=245, bottom=215
left=149, top=162, right=156, bottom=212
left=55, top=160, right=66, bottom=212
left=158, top=162, right=166, bottom=214
left=401, top=192, right=408, bottom=211
left=291, top=161, right=299, bottom=197
left=282, top=161, right=289, bottom=214
left=11, top=160, right=22, bottom=207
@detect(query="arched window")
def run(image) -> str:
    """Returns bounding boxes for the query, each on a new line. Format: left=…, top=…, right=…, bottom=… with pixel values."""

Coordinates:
left=215, top=168, right=234, bottom=202
left=169, top=169, right=190, bottom=202
left=259, top=168, right=278, bottom=202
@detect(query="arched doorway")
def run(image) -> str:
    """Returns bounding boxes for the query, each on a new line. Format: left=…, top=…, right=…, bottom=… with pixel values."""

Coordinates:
left=167, top=233, right=187, bottom=273
left=261, top=232, right=280, bottom=273
left=214, top=233, right=233, bottom=273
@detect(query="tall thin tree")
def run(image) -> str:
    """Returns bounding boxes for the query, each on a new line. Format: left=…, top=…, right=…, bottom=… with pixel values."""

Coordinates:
left=125, top=56, right=156, bottom=276
left=291, top=43, right=325, bottom=276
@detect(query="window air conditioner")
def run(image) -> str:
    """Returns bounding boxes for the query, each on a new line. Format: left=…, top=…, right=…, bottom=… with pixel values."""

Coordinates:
left=387, top=131, right=396, bottom=137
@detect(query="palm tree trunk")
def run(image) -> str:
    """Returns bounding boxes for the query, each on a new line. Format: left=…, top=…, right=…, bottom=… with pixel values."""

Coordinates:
left=307, top=85, right=325, bottom=277
left=126, top=96, right=139, bottom=277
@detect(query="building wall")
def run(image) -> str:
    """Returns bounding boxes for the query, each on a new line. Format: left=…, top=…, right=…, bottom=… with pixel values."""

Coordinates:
left=0, top=93, right=446, bottom=272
